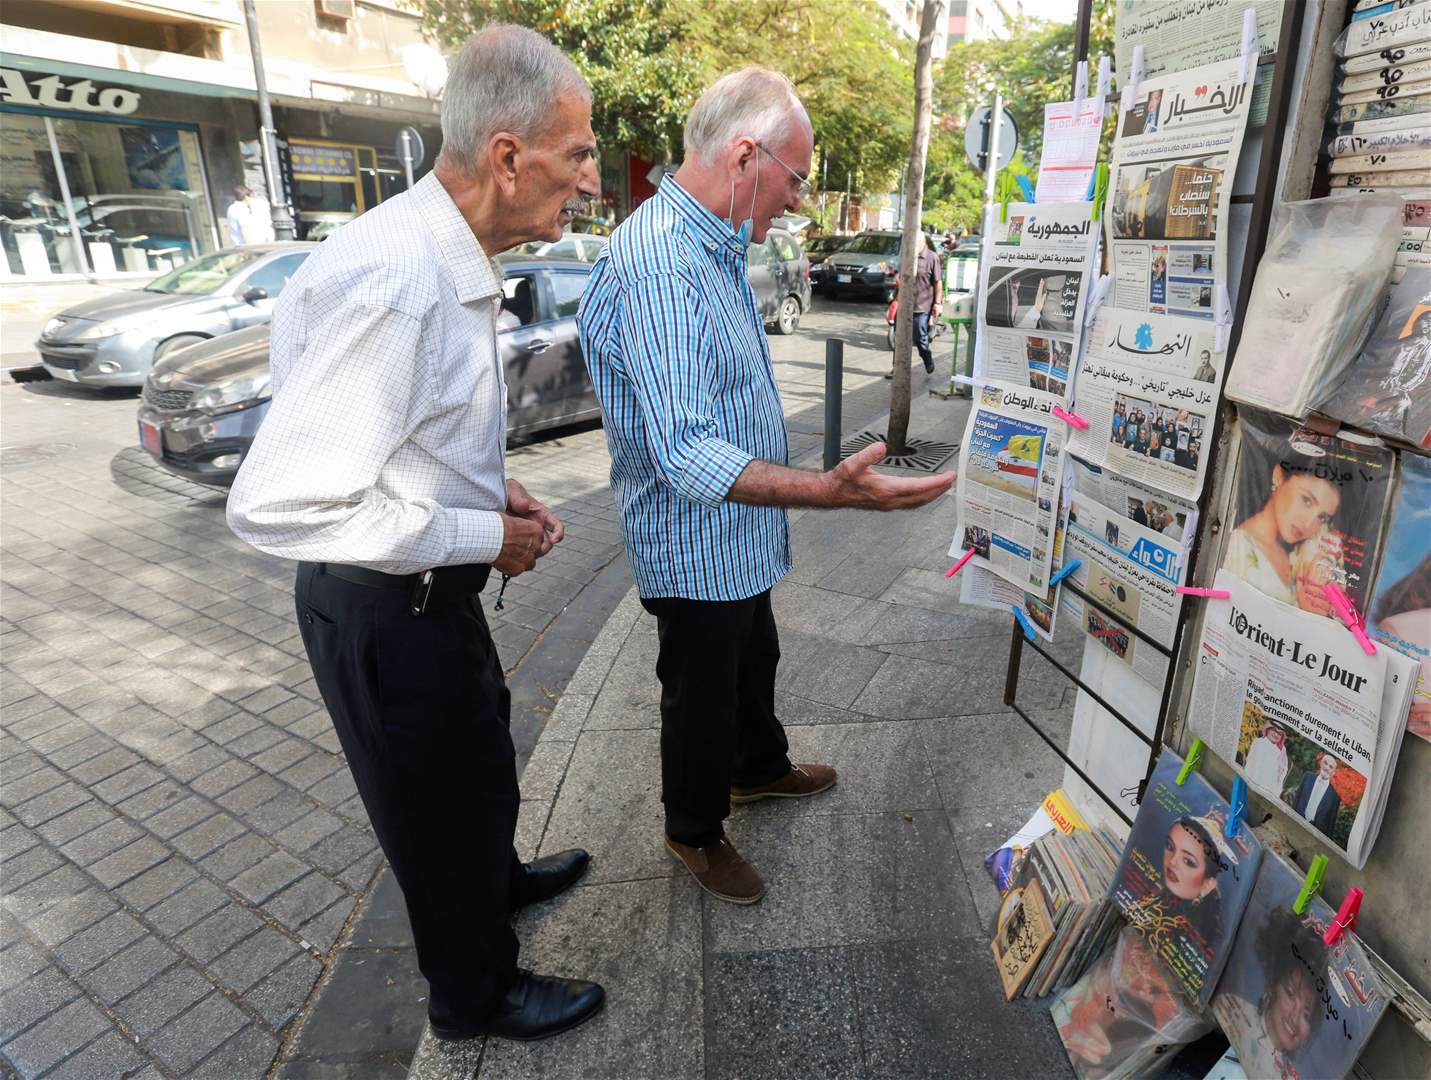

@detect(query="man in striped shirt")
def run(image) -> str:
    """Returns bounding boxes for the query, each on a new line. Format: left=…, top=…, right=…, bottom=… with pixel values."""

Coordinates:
left=579, top=68, right=953, bottom=905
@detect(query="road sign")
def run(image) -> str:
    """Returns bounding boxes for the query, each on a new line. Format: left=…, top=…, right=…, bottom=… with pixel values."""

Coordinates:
left=964, top=106, right=1019, bottom=174
left=396, top=126, right=426, bottom=170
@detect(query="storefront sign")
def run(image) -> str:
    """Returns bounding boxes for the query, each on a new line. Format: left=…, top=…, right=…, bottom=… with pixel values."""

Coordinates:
left=289, top=141, right=357, bottom=178
left=0, top=68, right=140, bottom=115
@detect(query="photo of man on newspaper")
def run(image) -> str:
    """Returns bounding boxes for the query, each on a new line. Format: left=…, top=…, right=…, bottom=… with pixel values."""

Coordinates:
left=985, top=267, right=1083, bottom=335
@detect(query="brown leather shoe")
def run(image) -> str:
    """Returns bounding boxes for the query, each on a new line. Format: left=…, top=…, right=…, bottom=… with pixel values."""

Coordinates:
left=664, top=833, right=764, bottom=904
left=730, top=762, right=837, bottom=803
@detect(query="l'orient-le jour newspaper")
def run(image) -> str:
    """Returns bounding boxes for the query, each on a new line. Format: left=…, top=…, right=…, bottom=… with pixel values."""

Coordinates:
left=1189, top=570, right=1416, bottom=868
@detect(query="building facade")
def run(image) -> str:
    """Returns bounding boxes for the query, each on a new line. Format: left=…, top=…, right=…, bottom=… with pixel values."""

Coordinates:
left=947, top=0, right=1026, bottom=45
left=0, top=0, right=443, bottom=281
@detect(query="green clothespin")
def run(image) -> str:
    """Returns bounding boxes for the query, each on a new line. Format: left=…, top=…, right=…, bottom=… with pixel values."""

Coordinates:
left=997, top=170, right=1020, bottom=223
left=1175, top=738, right=1205, bottom=785
left=1293, top=854, right=1329, bottom=914
left=1090, top=163, right=1110, bottom=222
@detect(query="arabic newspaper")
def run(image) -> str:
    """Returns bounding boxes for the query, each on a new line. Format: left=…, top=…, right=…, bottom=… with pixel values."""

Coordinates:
left=1211, top=849, right=1391, bottom=1080
left=1220, top=413, right=1397, bottom=622
left=1106, top=58, right=1252, bottom=321
left=1115, top=0, right=1284, bottom=125
left=974, top=202, right=1099, bottom=399
left=1189, top=569, right=1414, bottom=868
left=960, top=562, right=1062, bottom=643
left=1066, top=319, right=1221, bottom=502
left=1367, top=452, right=1431, bottom=743
left=1036, top=99, right=1105, bottom=204
left=954, top=383, right=1070, bottom=593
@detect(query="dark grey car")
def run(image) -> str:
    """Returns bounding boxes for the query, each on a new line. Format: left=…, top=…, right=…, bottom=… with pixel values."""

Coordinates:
left=822, top=230, right=902, bottom=302
left=36, top=244, right=315, bottom=387
left=137, top=256, right=601, bottom=486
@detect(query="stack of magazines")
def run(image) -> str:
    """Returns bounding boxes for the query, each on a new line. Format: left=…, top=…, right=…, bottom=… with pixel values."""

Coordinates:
left=1325, top=0, right=1431, bottom=200
left=998, top=824, right=1125, bottom=998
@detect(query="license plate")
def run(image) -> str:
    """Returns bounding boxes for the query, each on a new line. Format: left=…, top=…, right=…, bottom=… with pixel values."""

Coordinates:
left=139, top=420, right=162, bottom=455
left=837, top=274, right=852, bottom=283
left=49, top=367, right=78, bottom=382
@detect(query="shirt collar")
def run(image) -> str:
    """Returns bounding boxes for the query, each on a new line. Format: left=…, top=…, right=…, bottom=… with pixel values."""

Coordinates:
left=412, top=171, right=503, bottom=303
left=659, top=176, right=746, bottom=258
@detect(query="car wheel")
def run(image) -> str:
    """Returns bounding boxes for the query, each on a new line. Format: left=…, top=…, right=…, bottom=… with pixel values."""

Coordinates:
left=774, top=295, right=801, bottom=335
left=153, top=334, right=207, bottom=362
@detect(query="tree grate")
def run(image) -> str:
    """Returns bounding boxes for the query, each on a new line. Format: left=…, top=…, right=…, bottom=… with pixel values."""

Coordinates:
left=838, top=431, right=959, bottom=472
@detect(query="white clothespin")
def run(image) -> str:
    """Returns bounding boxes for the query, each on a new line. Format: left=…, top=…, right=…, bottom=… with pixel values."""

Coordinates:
left=952, top=374, right=981, bottom=389
left=1096, top=55, right=1112, bottom=118
left=1074, top=60, right=1090, bottom=114
left=1239, top=8, right=1260, bottom=84
left=1214, top=284, right=1234, bottom=353
left=1084, top=274, right=1113, bottom=327
left=1121, top=44, right=1145, bottom=111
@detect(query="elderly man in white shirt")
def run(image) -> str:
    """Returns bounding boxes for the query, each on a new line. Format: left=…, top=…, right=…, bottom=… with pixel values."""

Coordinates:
left=227, top=26, right=604, bottom=1043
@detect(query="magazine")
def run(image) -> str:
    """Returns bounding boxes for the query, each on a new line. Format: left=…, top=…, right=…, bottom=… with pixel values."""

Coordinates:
left=986, top=789, right=1088, bottom=893
left=1221, top=412, right=1397, bottom=620
left=1210, top=849, right=1391, bottom=1080
left=1336, top=3, right=1431, bottom=60
left=1052, top=925, right=1214, bottom=1080
left=974, top=201, right=1099, bottom=398
left=992, top=877, right=1057, bottom=999
left=1106, top=58, right=1252, bottom=320
left=1367, top=452, right=1431, bottom=743
left=1188, top=569, right=1416, bottom=867
left=953, top=383, right=1070, bottom=593
left=1108, top=748, right=1263, bottom=1007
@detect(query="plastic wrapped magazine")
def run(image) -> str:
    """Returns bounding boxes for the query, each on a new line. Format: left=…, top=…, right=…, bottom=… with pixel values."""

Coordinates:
left=1052, top=925, right=1214, bottom=1080
left=1367, top=452, right=1431, bottom=742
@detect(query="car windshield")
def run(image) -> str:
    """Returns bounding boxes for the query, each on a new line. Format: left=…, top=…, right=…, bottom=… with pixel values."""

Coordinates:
left=806, top=237, right=843, bottom=254
left=844, top=233, right=901, bottom=255
left=145, top=250, right=269, bottom=295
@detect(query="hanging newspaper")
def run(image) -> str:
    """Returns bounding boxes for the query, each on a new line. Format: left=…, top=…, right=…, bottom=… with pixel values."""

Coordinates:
left=975, top=202, right=1099, bottom=398
left=1189, top=569, right=1416, bottom=868
left=960, top=559, right=1063, bottom=643
left=953, top=383, right=1070, bottom=593
left=1036, top=99, right=1105, bottom=204
left=1106, top=57, right=1253, bottom=321
left=1059, top=460, right=1196, bottom=684
left=1211, top=849, right=1391, bottom=1080
left=1115, top=0, right=1284, bottom=125
left=1067, top=310, right=1222, bottom=501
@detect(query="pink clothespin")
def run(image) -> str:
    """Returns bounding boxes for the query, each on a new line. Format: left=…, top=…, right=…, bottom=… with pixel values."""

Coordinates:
left=1176, top=586, right=1231, bottom=599
left=1323, top=583, right=1377, bottom=656
left=1051, top=405, right=1089, bottom=430
left=945, top=549, right=976, bottom=579
left=1324, top=887, right=1363, bottom=946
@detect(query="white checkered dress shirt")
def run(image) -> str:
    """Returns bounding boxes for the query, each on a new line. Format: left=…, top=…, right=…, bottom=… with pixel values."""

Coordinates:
left=227, top=172, right=509, bottom=574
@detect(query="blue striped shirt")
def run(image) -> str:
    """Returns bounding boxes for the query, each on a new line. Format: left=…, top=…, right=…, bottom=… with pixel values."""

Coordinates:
left=578, top=177, right=791, bottom=601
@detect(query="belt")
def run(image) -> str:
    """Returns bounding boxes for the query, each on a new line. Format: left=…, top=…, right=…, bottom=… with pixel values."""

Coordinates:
left=316, top=562, right=491, bottom=615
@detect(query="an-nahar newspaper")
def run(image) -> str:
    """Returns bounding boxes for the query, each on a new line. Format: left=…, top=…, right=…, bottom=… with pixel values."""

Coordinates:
left=954, top=383, right=1069, bottom=594
left=1189, top=569, right=1415, bottom=868
left=975, top=201, right=1099, bottom=399
left=1106, top=57, right=1253, bottom=321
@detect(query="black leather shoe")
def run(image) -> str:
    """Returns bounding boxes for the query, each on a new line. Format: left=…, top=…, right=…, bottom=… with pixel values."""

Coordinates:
left=430, top=969, right=605, bottom=1041
left=511, top=849, right=590, bottom=910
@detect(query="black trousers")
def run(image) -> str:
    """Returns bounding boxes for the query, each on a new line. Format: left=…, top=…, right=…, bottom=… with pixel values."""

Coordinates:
left=640, top=590, right=792, bottom=846
left=295, top=562, right=519, bottom=1027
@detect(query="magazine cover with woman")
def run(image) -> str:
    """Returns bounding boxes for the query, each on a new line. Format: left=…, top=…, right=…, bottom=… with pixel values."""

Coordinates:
left=1222, top=410, right=1396, bottom=620
left=1211, top=850, right=1390, bottom=1080
left=1108, top=750, right=1263, bottom=1007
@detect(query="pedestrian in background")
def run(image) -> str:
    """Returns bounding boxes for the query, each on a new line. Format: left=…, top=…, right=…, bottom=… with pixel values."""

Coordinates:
left=910, top=232, right=944, bottom=376
left=225, top=185, right=274, bottom=246
left=227, top=25, right=605, bottom=1043
left=579, top=67, right=953, bottom=906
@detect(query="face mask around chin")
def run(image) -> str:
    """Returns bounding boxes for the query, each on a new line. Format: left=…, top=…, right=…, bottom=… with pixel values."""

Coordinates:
left=727, top=151, right=760, bottom=245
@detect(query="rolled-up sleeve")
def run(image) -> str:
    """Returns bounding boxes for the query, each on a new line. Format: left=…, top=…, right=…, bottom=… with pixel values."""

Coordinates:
left=226, top=299, right=505, bottom=572
left=616, top=272, right=752, bottom=508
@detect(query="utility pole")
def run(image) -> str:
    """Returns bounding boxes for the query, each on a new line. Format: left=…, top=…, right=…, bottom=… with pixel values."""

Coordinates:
left=242, top=0, right=296, bottom=240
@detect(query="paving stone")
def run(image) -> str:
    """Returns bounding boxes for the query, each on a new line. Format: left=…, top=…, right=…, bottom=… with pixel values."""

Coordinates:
left=0, top=844, right=61, bottom=890
left=91, top=762, right=165, bottom=805
left=41, top=1029, right=152, bottom=1080
left=192, top=758, right=261, bottom=799
left=241, top=950, right=323, bottom=1029
left=176, top=903, right=264, bottom=964
left=211, top=925, right=301, bottom=995
left=79, top=934, right=180, bottom=1004
left=12, top=779, right=90, bottom=827
left=115, top=856, right=200, bottom=912
left=112, top=961, right=215, bottom=1038
left=27, top=890, right=117, bottom=948
left=273, top=809, right=343, bottom=853
left=264, top=872, right=348, bottom=935
left=148, top=992, right=249, bottom=1076
left=305, top=827, right=376, bottom=876
left=171, top=811, right=247, bottom=859
left=296, top=898, right=355, bottom=954
left=0, top=941, right=49, bottom=993
left=145, top=793, right=217, bottom=840
left=0, top=995, right=111, bottom=1076
left=2, top=863, right=89, bottom=923
left=201, top=832, right=276, bottom=882
left=0, top=764, right=65, bottom=804
left=87, top=835, right=170, bottom=888
left=58, top=816, right=142, bottom=866
left=0, top=965, right=77, bottom=1042
left=114, top=778, right=188, bottom=821
left=146, top=877, right=229, bottom=936
left=187, top=1023, right=281, bottom=1080
left=34, top=800, right=114, bottom=847
left=242, top=788, right=313, bottom=835
left=920, top=713, right=1068, bottom=813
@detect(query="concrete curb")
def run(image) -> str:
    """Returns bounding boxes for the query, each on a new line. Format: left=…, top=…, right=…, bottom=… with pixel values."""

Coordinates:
left=405, top=590, right=644, bottom=1080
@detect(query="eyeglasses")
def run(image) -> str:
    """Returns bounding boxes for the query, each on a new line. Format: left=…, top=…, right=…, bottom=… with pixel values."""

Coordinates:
left=756, top=142, right=811, bottom=198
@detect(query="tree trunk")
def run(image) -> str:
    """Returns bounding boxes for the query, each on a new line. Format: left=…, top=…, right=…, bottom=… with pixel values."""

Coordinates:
left=886, top=0, right=945, bottom=457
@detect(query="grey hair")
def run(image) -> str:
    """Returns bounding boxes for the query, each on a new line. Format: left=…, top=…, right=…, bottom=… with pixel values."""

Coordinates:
left=437, top=25, right=591, bottom=174
left=683, top=66, right=806, bottom=165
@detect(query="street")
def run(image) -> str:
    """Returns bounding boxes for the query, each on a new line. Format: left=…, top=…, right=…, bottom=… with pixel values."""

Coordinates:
left=0, top=294, right=946, bottom=1078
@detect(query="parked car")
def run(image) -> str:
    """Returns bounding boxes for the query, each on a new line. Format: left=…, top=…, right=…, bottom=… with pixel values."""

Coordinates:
left=36, top=243, right=315, bottom=387
left=138, top=255, right=602, bottom=486
left=822, top=230, right=902, bottom=302
left=747, top=226, right=811, bottom=335
left=510, top=232, right=609, bottom=262
left=802, top=234, right=849, bottom=290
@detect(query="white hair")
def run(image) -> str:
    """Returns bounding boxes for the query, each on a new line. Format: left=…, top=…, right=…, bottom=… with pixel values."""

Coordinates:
left=683, top=67, right=806, bottom=165
left=437, top=25, right=591, bottom=174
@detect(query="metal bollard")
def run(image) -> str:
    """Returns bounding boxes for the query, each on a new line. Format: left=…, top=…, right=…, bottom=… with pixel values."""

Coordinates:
left=823, top=339, right=843, bottom=471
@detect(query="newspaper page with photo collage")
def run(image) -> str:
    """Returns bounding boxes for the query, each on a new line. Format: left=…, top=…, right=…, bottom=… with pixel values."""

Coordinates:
left=1106, top=57, right=1253, bottom=322
left=975, top=201, right=1100, bottom=399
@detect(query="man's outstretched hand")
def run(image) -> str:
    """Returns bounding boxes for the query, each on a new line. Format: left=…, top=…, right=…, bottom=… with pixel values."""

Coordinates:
left=823, top=441, right=954, bottom=511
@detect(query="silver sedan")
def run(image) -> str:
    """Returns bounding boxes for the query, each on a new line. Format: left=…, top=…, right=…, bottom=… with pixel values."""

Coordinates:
left=35, top=243, right=315, bottom=387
